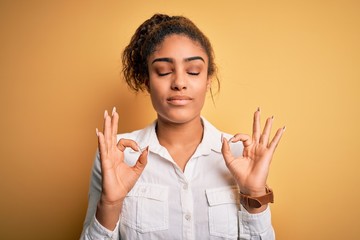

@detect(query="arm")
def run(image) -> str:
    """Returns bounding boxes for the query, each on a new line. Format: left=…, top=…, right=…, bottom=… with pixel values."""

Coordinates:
left=80, top=151, right=120, bottom=240
left=221, top=108, right=285, bottom=239
left=80, top=108, right=148, bottom=239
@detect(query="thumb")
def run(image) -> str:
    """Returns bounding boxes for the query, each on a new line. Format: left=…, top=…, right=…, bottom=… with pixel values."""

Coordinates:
left=221, top=135, right=234, bottom=165
left=133, top=146, right=148, bottom=174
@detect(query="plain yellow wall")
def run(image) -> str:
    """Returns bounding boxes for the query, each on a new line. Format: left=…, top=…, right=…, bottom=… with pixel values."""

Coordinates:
left=1, top=0, right=359, bottom=239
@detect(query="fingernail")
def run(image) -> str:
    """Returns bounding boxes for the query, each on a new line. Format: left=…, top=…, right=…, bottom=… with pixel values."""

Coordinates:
left=112, top=107, right=116, bottom=116
left=283, top=126, right=286, bottom=131
left=139, top=146, right=148, bottom=154
left=104, top=110, right=108, bottom=119
left=257, top=107, right=261, bottom=112
left=228, top=137, right=234, bottom=143
left=96, top=128, right=99, bottom=137
left=271, top=116, right=274, bottom=120
left=143, top=146, right=149, bottom=156
left=137, top=145, right=142, bottom=153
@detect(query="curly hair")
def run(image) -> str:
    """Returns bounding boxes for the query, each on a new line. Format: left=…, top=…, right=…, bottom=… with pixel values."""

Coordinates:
left=122, top=13, right=219, bottom=92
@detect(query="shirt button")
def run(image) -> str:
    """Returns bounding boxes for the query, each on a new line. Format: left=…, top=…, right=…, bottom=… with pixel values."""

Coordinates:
left=183, top=184, right=188, bottom=190
left=185, top=214, right=191, bottom=221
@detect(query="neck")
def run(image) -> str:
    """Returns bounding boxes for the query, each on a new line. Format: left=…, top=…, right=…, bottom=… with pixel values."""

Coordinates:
left=156, top=116, right=204, bottom=148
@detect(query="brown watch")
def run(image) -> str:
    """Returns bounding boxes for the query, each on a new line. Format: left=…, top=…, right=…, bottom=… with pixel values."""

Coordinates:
left=240, top=186, right=274, bottom=209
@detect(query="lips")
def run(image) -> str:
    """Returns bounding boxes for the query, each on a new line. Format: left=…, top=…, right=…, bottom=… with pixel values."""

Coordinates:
left=167, top=95, right=192, bottom=101
left=167, top=95, right=193, bottom=105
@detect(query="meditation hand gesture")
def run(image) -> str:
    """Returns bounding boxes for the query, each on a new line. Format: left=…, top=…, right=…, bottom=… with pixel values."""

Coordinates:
left=95, top=107, right=148, bottom=229
left=221, top=108, right=285, bottom=210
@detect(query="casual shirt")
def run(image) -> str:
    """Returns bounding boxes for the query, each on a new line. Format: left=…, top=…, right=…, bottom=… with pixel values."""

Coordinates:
left=80, top=118, right=275, bottom=240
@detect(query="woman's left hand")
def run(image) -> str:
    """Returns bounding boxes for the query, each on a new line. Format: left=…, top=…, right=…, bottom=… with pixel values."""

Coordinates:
left=221, top=108, right=285, bottom=199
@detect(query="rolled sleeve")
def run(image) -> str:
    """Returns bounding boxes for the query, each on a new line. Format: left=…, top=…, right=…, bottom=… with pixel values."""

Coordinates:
left=238, top=205, right=275, bottom=239
left=84, top=215, right=120, bottom=240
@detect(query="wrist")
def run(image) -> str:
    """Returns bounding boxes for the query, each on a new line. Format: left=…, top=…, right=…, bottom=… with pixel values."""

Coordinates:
left=96, top=198, right=124, bottom=231
left=99, top=193, right=125, bottom=207
left=240, top=186, right=274, bottom=212
left=241, top=189, right=267, bottom=197
left=97, top=198, right=123, bottom=215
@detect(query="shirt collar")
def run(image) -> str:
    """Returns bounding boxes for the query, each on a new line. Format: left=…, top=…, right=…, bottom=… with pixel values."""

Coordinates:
left=197, top=117, right=223, bottom=154
left=134, top=117, right=223, bottom=156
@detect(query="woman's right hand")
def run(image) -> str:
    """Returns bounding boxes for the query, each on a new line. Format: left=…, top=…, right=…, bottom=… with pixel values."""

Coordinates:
left=95, top=107, right=148, bottom=229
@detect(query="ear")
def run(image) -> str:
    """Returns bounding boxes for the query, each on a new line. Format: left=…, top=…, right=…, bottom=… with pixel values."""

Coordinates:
left=206, top=77, right=212, bottom=91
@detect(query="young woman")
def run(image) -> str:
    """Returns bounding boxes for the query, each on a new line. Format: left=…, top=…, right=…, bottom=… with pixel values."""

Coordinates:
left=81, top=14, right=284, bottom=240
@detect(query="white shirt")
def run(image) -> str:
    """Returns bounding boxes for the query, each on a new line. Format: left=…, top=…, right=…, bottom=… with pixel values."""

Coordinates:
left=80, top=118, right=275, bottom=240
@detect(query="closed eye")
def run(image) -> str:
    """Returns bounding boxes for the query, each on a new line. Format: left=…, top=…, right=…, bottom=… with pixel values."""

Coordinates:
left=188, top=72, right=200, bottom=76
left=158, top=72, right=172, bottom=76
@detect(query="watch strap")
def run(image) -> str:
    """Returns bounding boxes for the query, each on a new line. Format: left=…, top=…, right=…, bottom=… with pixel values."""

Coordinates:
left=240, top=186, right=274, bottom=209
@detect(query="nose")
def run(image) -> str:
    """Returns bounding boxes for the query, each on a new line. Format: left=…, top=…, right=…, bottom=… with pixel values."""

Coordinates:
left=171, top=72, right=187, bottom=91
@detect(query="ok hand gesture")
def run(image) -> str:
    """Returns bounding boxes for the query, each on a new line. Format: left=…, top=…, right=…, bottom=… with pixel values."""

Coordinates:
left=95, top=107, right=148, bottom=229
left=221, top=108, right=285, bottom=210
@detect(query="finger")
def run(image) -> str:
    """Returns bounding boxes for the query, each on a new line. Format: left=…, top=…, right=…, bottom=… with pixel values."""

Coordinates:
left=97, top=130, right=107, bottom=160
left=111, top=107, right=119, bottom=146
left=103, top=110, right=112, bottom=150
left=229, top=133, right=252, bottom=147
left=259, top=116, right=273, bottom=145
left=221, top=135, right=234, bottom=165
left=269, top=126, right=286, bottom=151
left=116, top=138, right=140, bottom=152
left=252, top=108, right=261, bottom=143
left=133, top=146, right=148, bottom=174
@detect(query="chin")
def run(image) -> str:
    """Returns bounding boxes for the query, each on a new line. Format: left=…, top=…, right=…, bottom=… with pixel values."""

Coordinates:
left=157, top=110, right=201, bottom=125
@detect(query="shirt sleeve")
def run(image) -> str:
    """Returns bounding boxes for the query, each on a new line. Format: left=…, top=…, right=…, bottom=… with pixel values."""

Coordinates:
left=80, top=151, right=121, bottom=240
left=238, top=205, right=275, bottom=240
left=81, top=215, right=120, bottom=240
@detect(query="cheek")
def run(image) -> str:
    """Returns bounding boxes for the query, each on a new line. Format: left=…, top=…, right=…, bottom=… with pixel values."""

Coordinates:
left=148, top=78, right=157, bottom=91
left=148, top=79, right=166, bottom=102
left=197, top=78, right=211, bottom=93
left=147, top=75, right=158, bottom=93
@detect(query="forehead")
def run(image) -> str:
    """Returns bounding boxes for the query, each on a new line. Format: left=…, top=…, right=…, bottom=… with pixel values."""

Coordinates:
left=150, top=34, right=208, bottom=61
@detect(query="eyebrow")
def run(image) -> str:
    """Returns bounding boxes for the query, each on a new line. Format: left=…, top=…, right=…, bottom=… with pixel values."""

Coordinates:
left=185, top=56, right=205, bottom=63
left=151, top=56, right=205, bottom=64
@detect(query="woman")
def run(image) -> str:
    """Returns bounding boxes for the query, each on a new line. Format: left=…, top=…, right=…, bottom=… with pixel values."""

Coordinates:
left=81, top=14, right=285, bottom=240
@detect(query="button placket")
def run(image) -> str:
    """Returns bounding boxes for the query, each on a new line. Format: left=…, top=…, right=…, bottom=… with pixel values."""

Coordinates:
left=179, top=180, right=194, bottom=240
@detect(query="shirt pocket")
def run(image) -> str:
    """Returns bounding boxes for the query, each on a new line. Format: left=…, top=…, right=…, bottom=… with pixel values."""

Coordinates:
left=121, top=183, right=169, bottom=233
left=206, top=186, right=240, bottom=239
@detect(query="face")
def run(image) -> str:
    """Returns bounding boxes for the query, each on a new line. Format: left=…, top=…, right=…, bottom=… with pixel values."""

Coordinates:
left=147, top=34, right=211, bottom=125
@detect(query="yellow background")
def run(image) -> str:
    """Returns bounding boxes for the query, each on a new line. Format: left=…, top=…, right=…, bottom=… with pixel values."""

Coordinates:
left=1, top=0, right=359, bottom=239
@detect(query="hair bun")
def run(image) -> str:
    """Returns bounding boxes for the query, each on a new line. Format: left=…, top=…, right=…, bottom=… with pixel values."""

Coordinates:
left=136, top=14, right=172, bottom=48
